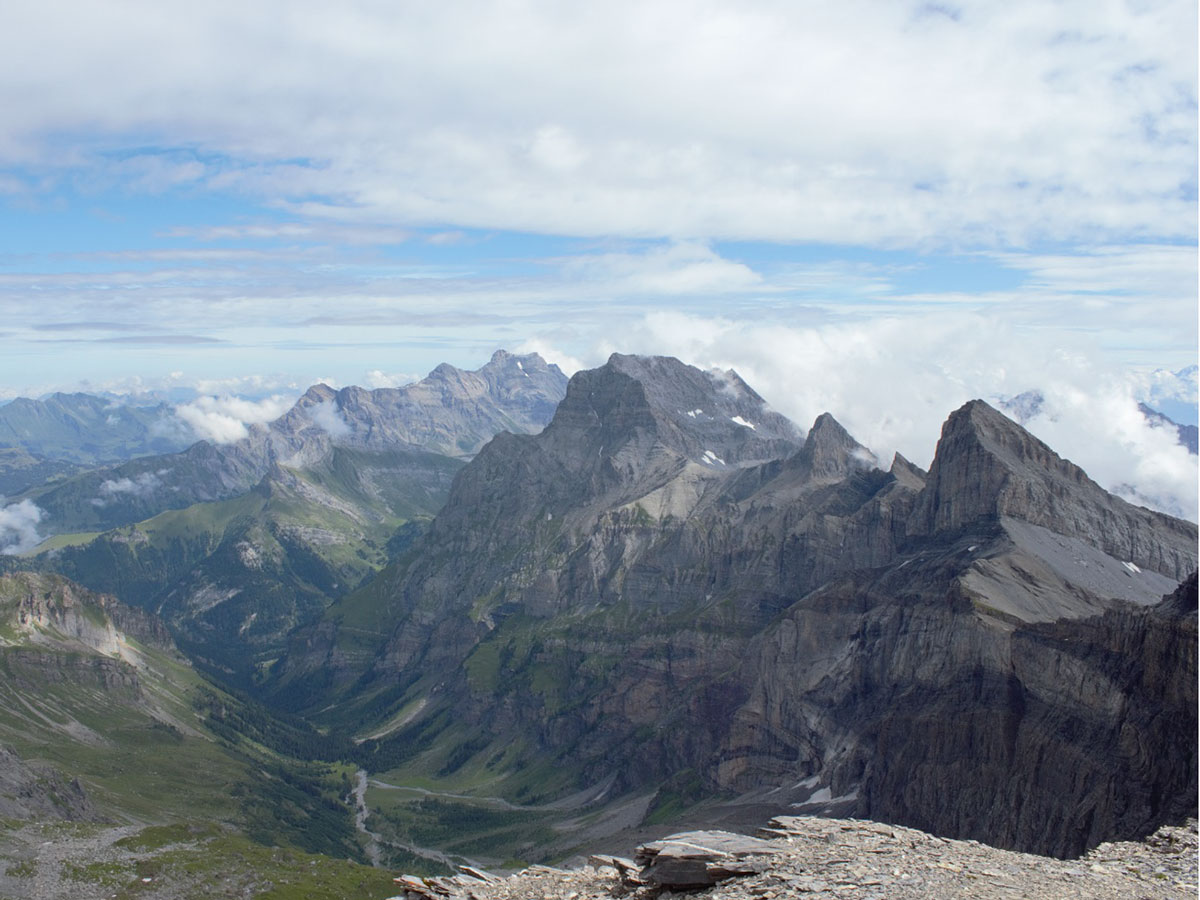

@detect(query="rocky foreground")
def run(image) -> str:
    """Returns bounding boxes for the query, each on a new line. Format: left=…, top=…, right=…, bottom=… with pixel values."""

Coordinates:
left=393, top=815, right=1198, bottom=900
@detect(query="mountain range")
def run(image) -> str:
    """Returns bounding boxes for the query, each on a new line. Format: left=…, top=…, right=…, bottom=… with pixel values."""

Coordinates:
left=273, top=353, right=1195, bottom=859
left=2, top=351, right=567, bottom=684
left=0, top=349, right=1194, bottom=894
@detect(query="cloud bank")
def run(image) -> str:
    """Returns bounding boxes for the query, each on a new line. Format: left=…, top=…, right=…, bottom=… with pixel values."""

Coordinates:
left=308, top=399, right=351, bottom=438
left=174, top=395, right=296, bottom=444
left=0, top=1, right=1194, bottom=247
left=0, top=499, right=45, bottom=554
left=92, top=470, right=167, bottom=507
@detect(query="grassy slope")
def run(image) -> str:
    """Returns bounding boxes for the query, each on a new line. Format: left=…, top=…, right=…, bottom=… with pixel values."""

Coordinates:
left=26, top=447, right=463, bottom=686
left=0, top=574, right=399, bottom=895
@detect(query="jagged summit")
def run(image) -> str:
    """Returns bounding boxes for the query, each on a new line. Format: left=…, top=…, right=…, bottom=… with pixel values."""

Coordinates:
left=888, top=451, right=927, bottom=489
left=786, top=412, right=867, bottom=483
left=543, top=354, right=801, bottom=472
left=911, top=399, right=1196, bottom=581
left=274, top=350, right=568, bottom=459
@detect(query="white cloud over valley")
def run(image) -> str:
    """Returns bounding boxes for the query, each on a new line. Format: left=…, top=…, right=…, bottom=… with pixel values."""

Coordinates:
left=92, top=470, right=168, bottom=507
left=0, top=500, right=45, bottom=555
left=174, top=395, right=297, bottom=444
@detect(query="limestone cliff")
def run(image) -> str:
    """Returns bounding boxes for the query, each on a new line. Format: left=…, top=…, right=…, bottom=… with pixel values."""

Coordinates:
left=283, top=355, right=1196, bottom=858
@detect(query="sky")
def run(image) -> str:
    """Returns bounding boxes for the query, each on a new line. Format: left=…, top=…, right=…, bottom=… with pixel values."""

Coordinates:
left=0, top=0, right=1197, bottom=517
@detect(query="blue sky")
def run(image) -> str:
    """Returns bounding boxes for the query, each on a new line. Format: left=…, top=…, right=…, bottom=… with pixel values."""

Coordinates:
left=0, top=0, right=1196, bottom=515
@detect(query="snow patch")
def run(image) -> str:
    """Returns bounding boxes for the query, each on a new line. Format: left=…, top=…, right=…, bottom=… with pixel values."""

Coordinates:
left=730, top=415, right=756, bottom=430
left=1123, top=561, right=1142, bottom=574
left=687, top=409, right=703, bottom=418
left=701, top=450, right=725, bottom=466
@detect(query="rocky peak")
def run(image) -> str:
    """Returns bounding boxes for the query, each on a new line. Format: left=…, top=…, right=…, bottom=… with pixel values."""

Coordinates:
left=787, top=412, right=868, bottom=483
left=888, top=452, right=927, bottom=489
left=546, top=354, right=800, bottom=470
left=910, top=399, right=1197, bottom=580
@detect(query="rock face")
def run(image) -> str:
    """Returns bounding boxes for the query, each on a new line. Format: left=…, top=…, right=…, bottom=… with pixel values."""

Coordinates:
left=288, top=354, right=1197, bottom=858
left=0, top=744, right=98, bottom=822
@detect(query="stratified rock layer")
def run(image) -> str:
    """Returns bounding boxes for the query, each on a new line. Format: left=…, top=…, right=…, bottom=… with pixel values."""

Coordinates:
left=291, top=354, right=1197, bottom=858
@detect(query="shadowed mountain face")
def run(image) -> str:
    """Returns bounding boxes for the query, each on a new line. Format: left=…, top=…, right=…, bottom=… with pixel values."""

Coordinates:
left=284, top=353, right=1197, bottom=859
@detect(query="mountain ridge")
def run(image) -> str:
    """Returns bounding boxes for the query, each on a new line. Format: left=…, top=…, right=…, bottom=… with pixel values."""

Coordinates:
left=276, top=353, right=1196, bottom=860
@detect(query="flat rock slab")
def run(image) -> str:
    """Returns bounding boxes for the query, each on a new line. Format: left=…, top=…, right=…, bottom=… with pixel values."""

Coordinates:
left=635, top=830, right=780, bottom=888
left=391, top=816, right=1198, bottom=900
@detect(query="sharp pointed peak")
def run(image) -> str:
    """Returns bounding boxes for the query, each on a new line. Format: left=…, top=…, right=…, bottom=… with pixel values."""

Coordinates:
left=806, top=412, right=856, bottom=445
left=788, top=412, right=871, bottom=482
left=889, top=452, right=927, bottom=488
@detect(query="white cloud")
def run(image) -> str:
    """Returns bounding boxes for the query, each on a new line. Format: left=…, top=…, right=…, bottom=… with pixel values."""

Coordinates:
left=579, top=310, right=1198, bottom=521
left=363, top=369, right=419, bottom=389
left=515, top=339, right=586, bottom=377
left=174, top=394, right=296, bottom=444
left=561, top=242, right=763, bottom=295
left=308, top=399, right=351, bottom=437
left=0, top=499, right=45, bottom=554
left=0, top=1, right=1192, bottom=246
left=91, top=470, right=167, bottom=506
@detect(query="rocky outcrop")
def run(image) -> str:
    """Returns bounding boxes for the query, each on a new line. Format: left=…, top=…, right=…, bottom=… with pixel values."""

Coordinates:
left=0, top=571, right=172, bottom=657
left=0, top=744, right=99, bottom=822
left=391, top=816, right=1199, bottom=900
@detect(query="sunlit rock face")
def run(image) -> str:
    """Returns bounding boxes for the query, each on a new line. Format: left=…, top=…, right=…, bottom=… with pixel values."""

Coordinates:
left=286, top=354, right=1197, bottom=858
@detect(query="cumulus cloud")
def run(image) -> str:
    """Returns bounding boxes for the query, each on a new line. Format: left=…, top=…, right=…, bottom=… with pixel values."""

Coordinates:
left=174, top=394, right=295, bottom=444
left=0, top=499, right=45, bottom=554
left=515, top=340, right=586, bottom=377
left=308, top=399, right=351, bottom=437
left=92, top=470, right=166, bottom=507
left=363, top=370, right=419, bottom=389
left=578, top=311, right=1198, bottom=521
left=0, top=1, right=1192, bottom=247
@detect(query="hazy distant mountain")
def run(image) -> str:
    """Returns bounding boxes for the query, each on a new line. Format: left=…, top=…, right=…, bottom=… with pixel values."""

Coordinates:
left=279, top=354, right=1196, bottom=859
left=0, top=393, right=193, bottom=496
left=0, top=392, right=189, bottom=465
left=17, top=350, right=568, bottom=536
left=14, top=351, right=568, bottom=684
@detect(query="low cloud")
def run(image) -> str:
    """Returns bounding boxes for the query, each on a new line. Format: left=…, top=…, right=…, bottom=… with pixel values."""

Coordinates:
left=363, top=369, right=419, bottom=389
left=0, top=499, right=44, bottom=554
left=515, top=340, right=585, bottom=377
left=174, top=395, right=296, bottom=444
left=92, top=470, right=166, bottom=507
left=308, top=399, right=351, bottom=437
